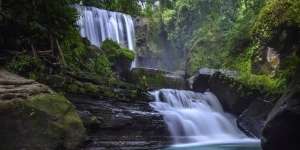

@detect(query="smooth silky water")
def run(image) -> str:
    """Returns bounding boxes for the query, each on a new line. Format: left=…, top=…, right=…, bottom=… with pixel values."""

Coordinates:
left=150, top=89, right=261, bottom=150
left=75, top=5, right=137, bottom=68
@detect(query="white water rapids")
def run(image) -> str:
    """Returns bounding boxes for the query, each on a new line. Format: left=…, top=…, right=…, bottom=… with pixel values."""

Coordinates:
left=150, top=89, right=260, bottom=148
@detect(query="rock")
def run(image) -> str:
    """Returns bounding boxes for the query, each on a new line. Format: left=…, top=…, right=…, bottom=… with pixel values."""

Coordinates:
left=44, top=70, right=149, bottom=102
left=100, top=40, right=134, bottom=80
left=129, top=67, right=187, bottom=90
left=188, top=69, right=253, bottom=115
left=77, top=110, right=103, bottom=131
left=0, top=69, right=86, bottom=150
left=237, top=98, right=275, bottom=137
left=68, top=95, right=171, bottom=149
left=262, top=77, right=300, bottom=150
left=190, top=68, right=237, bottom=92
left=208, top=72, right=254, bottom=115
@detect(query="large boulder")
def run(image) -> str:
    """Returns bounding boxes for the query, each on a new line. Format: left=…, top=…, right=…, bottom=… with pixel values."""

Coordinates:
left=237, top=98, right=275, bottom=137
left=189, top=69, right=255, bottom=115
left=189, top=68, right=237, bottom=92
left=129, top=67, right=187, bottom=90
left=208, top=72, right=255, bottom=115
left=0, top=69, right=85, bottom=150
left=261, top=77, right=300, bottom=150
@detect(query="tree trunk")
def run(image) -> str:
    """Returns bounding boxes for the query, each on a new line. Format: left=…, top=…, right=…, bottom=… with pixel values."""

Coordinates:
left=31, top=44, right=37, bottom=58
left=55, top=39, right=66, bottom=66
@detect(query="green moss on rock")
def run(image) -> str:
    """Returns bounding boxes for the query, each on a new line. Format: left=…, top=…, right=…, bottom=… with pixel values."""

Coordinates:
left=0, top=93, right=86, bottom=150
left=101, top=39, right=135, bottom=62
left=129, top=68, right=186, bottom=90
left=252, top=0, right=300, bottom=41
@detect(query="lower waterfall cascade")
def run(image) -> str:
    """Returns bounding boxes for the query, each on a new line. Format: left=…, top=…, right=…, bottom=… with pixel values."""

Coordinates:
left=149, top=89, right=260, bottom=147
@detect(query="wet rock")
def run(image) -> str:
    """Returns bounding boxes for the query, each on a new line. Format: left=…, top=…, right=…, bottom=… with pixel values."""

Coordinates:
left=134, top=17, right=161, bottom=69
left=129, top=67, right=187, bottom=90
left=237, top=98, right=275, bottom=137
left=190, top=68, right=237, bottom=92
left=208, top=72, right=254, bottom=115
left=262, top=78, right=300, bottom=150
left=68, top=95, right=171, bottom=150
left=78, top=110, right=103, bottom=130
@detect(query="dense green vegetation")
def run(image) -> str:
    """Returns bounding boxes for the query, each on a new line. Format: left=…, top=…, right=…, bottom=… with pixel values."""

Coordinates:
left=81, top=0, right=141, bottom=16
left=1, top=0, right=133, bottom=78
left=0, top=0, right=80, bottom=50
left=148, top=0, right=300, bottom=92
left=1, top=0, right=299, bottom=94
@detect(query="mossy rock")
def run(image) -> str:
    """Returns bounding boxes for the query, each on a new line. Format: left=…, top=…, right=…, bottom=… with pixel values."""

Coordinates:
left=129, top=68, right=187, bottom=90
left=252, top=0, right=300, bottom=42
left=0, top=93, right=86, bottom=150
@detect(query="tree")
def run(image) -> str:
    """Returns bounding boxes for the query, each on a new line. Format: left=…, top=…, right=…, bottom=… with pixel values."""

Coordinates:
left=0, top=0, right=80, bottom=49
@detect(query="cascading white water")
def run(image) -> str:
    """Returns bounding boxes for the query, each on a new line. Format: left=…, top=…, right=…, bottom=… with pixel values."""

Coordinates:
left=75, top=5, right=137, bottom=68
left=75, top=5, right=135, bottom=50
left=149, top=89, right=257, bottom=145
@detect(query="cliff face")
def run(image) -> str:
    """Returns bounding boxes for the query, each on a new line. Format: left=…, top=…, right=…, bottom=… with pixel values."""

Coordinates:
left=261, top=68, right=300, bottom=150
left=0, top=69, right=86, bottom=150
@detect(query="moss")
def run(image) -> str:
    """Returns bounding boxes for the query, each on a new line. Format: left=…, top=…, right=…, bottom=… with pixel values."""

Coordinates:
left=229, top=43, right=287, bottom=93
left=24, top=94, right=86, bottom=149
left=101, top=39, right=135, bottom=62
left=130, top=68, right=186, bottom=90
left=0, top=93, right=85, bottom=150
left=82, top=82, right=99, bottom=94
left=252, top=0, right=300, bottom=42
left=141, top=73, right=167, bottom=89
left=131, top=69, right=167, bottom=89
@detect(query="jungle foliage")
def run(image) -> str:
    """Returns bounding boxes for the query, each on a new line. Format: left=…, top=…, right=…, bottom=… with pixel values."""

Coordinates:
left=81, top=0, right=141, bottom=16
left=147, top=0, right=300, bottom=92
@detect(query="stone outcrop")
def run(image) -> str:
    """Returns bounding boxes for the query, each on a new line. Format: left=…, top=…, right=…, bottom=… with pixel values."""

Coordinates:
left=237, top=98, right=275, bottom=137
left=262, top=70, right=300, bottom=150
left=208, top=72, right=257, bottom=115
left=68, top=95, right=171, bottom=150
left=129, top=67, right=187, bottom=90
left=189, top=68, right=237, bottom=92
left=0, top=69, right=86, bottom=150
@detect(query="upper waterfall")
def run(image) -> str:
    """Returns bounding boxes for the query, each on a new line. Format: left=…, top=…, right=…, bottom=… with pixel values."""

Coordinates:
left=75, top=5, right=136, bottom=51
left=149, top=89, right=257, bottom=145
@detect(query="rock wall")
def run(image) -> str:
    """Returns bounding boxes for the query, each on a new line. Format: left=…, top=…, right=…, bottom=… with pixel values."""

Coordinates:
left=262, top=68, right=300, bottom=150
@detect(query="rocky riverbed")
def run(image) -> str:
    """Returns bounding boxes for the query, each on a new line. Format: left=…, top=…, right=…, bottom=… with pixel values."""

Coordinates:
left=68, top=94, right=171, bottom=150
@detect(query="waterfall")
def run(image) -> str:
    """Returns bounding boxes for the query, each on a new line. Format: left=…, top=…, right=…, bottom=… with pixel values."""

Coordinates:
left=149, top=89, right=256, bottom=145
left=75, top=5, right=137, bottom=67
left=75, top=5, right=135, bottom=50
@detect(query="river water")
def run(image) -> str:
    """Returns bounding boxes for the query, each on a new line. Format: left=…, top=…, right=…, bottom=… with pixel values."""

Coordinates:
left=150, top=89, right=261, bottom=150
